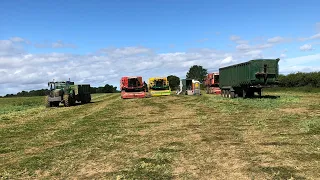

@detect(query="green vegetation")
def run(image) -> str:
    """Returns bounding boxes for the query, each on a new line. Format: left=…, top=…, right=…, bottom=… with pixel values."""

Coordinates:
left=0, top=91, right=319, bottom=179
left=167, top=75, right=180, bottom=91
left=278, top=71, right=320, bottom=88
left=186, top=65, right=208, bottom=82
left=1, top=84, right=118, bottom=98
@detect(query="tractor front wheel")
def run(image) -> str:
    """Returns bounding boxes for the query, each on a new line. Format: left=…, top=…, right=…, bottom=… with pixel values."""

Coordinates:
left=45, top=96, right=51, bottom=108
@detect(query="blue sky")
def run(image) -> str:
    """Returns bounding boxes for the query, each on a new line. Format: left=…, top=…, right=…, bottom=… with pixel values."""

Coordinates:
left=0, top=0, right=320, bottom=95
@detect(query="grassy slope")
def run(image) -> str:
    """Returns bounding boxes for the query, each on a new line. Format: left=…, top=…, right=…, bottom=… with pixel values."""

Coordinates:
left=0, top=92, right=319, bottom=179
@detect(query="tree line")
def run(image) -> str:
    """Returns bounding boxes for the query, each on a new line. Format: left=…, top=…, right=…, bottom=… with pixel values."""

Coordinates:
left=278, top=72, right=320, bottom=88
left=1, top=84, right=119, bottom=98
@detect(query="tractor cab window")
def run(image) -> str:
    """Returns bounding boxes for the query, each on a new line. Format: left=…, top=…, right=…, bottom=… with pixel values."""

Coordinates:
left=55, top=82, right=66, bottom=89
left=49, top=83, right=55, bottom=90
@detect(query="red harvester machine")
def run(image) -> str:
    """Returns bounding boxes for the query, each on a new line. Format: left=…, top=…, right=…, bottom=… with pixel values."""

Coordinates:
left=204, top=72, right=221, bottom=94
left=120, top=76, right=147, bottom=99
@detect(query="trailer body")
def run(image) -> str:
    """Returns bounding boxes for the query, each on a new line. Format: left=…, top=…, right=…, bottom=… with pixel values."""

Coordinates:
left=219, top=58, right=280, bottom=98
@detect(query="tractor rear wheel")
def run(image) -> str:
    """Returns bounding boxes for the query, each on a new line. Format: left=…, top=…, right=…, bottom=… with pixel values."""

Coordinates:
left=64, top=95, right=70, bottom=107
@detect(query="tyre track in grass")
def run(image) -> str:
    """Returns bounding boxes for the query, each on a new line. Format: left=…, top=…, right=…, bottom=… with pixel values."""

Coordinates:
left=0, top=93, right=120, bottom=177
left=8, top=94, right=125, bottom=179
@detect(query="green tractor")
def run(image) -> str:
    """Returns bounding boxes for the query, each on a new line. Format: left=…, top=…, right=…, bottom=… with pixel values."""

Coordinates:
left=45, top=80, right=91, bottom=107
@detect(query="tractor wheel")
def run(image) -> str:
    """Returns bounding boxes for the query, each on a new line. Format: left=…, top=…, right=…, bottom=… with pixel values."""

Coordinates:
left=63, top=95, right=70, bottom=107
left=221, top=90, right=225, bottom=97
left=45, top=96, right=51, bottom=108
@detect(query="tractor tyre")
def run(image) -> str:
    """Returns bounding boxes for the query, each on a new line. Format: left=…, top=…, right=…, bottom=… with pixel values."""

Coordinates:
left=63, top=95, right=70, bottom=107
left=45, top=96, right=51, bottom=108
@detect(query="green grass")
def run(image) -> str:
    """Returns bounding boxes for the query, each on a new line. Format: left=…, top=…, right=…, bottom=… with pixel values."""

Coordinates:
left=0, top=92, right=319, bottom=179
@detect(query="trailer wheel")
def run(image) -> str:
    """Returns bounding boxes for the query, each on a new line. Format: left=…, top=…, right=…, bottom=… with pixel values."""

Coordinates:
left=227, top=90, right=231, bottom=98
left=222, top=90, right=225, bottom=97
left=242, top=90, right=247, bottom=98
left=231, top=91, right=235, bottom=99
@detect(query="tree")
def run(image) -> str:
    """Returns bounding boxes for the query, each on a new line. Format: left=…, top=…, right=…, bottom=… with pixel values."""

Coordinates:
left=186, top=65, right=208, bottom=83
left=167, top=75, right=180, bottom=90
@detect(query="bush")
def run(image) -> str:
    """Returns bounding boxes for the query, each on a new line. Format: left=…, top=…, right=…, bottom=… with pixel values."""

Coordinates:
left=278, top=72, right=320, bottom=88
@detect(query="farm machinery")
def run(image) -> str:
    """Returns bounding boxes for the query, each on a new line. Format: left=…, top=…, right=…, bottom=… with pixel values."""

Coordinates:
left=204, top=72, right=221, bottom=94
left=148, top=77, right=171, bottom=96
left=46, top=80, right=91, bottom=107
left=120, top=76, right=148, bottom=99
left=176, top=79, right=201, bottom=95
left=219, top=58, right=280, bottom=98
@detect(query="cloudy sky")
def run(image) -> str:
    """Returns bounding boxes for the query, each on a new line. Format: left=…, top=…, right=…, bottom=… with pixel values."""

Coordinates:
left=1, top=0, right=320, bottom=95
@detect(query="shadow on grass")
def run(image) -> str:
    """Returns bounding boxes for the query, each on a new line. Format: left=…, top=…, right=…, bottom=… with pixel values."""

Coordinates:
left=249, top=95, right=281, bottom=99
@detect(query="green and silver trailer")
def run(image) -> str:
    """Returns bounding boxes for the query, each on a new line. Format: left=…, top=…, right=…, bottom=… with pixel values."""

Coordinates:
left=219, top=58, right=280, bottom=98
left=46, top=81, right=91, bottom=107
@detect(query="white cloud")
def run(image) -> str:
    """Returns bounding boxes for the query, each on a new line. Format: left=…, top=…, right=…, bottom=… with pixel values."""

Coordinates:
left=280, top=54, right=286, bottom=58
left=221, top=56, right=233, bottom=64
left=230, top=35, right=241, bottom=41
left=99, top=46, right=153, bottom=57
left=196, top=38, right=209, bottom=43
left=267, top=36, right=286, bottom=43
left=10, top=37, right=30, bottom=44
left=236, top=44, right=251, bottom=51
left=230, top=35, right=249, bottom=44
left=35, top=40, right=76, bottom=48
left=244, top=50, right=263, bottom=58
left=236, top=43, right=272, bottom=52
left=299, top=33, right=320, bottom=41
left=299, top=44, right=314, bottom=51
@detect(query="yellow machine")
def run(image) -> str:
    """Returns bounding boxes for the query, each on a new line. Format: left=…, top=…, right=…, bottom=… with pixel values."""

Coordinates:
left=148, top=77, right=171, bottom=96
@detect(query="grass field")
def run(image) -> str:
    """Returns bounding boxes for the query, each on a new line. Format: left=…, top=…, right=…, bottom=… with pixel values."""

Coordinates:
left=1, top=91, right=319, bottom=179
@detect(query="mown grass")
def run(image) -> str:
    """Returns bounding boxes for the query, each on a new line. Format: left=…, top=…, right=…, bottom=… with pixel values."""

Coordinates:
left=0, top=91, right=319, bottom=179
left=0, top=96, right=44, bottom=115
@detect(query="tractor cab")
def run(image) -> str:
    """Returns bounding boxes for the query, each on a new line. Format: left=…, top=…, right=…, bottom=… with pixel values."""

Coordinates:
left=48, top=81, right=74, bottom=91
